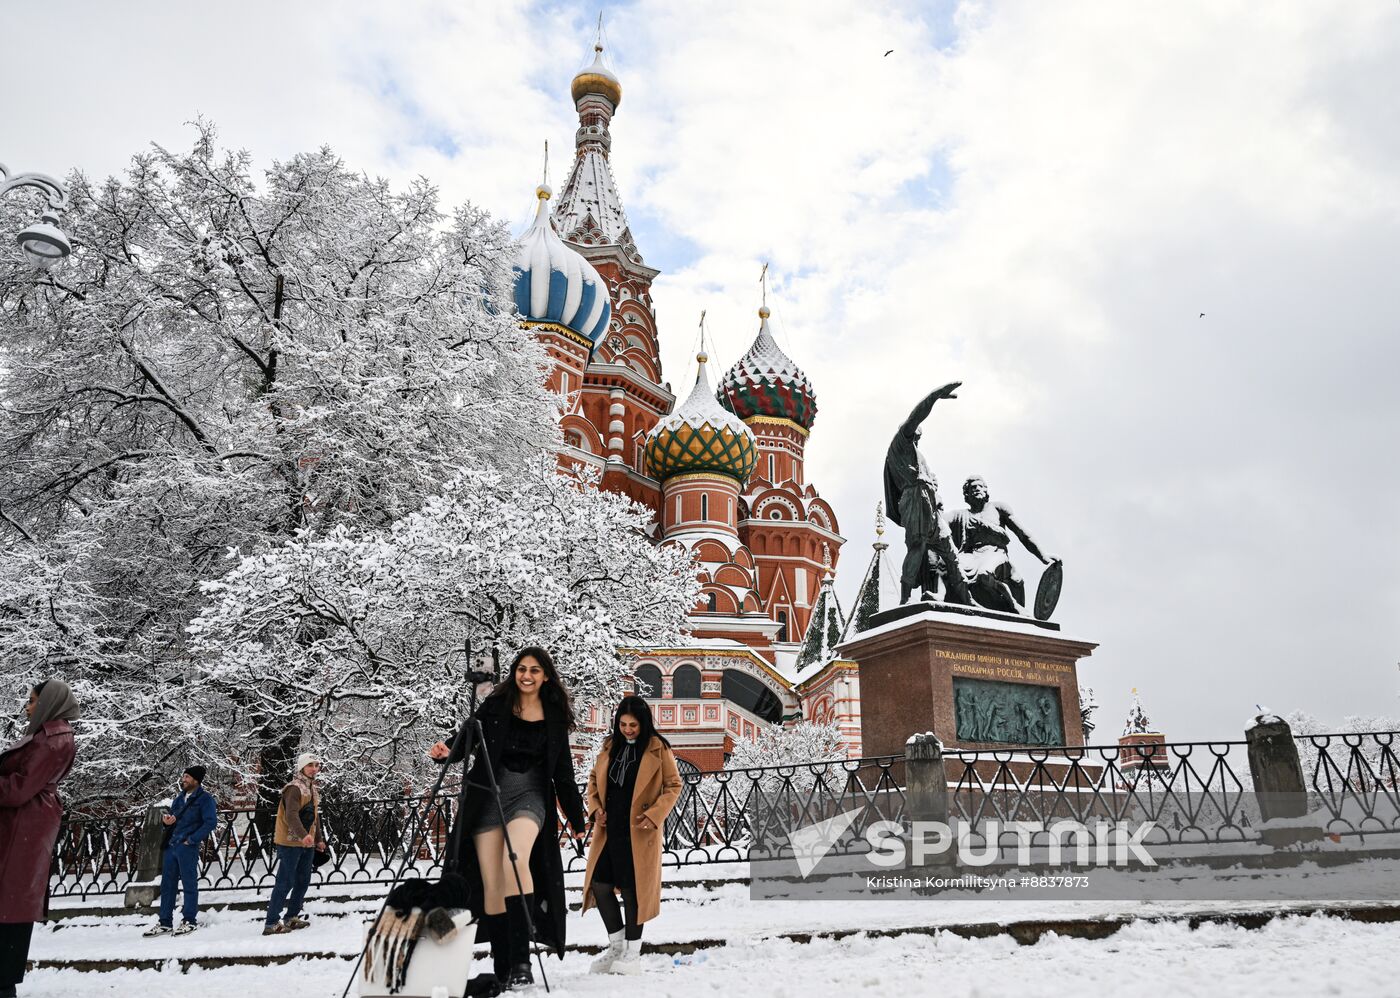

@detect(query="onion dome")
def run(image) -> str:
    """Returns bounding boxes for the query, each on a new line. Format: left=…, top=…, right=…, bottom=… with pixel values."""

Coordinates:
left=645, top=354, right=757, bottom=483
left=512, top=184, right=612, bottom=348
left=716, top=306, right=817, bottom=430
left=571, top=43, right=622, bottom=109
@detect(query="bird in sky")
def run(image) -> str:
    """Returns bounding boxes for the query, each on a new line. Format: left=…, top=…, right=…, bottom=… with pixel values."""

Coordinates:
left=1199, top=312, right=1205, bottom=318
left=884, top=49, right=894, bottom=56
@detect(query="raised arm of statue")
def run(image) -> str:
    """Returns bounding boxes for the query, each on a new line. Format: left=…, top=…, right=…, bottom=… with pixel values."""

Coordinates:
left=898, top=381, right=962, bottom=438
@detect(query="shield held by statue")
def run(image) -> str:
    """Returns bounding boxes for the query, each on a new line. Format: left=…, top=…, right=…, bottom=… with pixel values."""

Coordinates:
left=1034, top=560, right=1063, bottom=621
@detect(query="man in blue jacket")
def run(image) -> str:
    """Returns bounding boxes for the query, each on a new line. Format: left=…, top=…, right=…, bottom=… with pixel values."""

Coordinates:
left=143, top=766, right=218, bottom=936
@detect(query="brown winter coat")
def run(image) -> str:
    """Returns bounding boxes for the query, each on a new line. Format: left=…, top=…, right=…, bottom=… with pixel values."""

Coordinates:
left=581, top=735, right=682, bottom=925
left=273, top=775, right=320, bottom=848
left=0, top=719, right=76, bottom=922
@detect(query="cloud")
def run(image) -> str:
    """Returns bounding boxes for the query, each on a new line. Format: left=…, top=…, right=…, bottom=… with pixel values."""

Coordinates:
left=5, top=0, right=1399, bottom=737
left=615, top=0, right=1400, bottom=737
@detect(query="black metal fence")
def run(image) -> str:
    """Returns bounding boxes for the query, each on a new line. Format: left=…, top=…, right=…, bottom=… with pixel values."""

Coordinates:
left=944, top=729, right=1400, bottom=850
left=50, top=756, right=906, bottom=900
left=50, top=727, right=1400, bottom=900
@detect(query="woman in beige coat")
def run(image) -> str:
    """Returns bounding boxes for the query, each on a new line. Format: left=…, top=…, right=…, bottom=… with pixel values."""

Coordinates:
left=581, top=696, right=682, bottom=975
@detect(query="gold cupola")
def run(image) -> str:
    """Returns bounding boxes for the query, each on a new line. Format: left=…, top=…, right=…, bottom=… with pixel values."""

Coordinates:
left=571, top=43, right=622, bottom=109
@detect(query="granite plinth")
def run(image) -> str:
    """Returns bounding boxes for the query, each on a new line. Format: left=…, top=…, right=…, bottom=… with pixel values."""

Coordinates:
left=839, top=604, right=1098, bottom=760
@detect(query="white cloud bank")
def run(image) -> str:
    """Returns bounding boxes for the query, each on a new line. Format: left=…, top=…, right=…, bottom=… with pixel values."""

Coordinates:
left=5, top=0, right=1399, bottom=737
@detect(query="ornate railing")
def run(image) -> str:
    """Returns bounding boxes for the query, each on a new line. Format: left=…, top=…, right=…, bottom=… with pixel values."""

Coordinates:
left=946, top=740, right=1253, bottom=846
left=1300, top=730, right=1400, bottom=836
left=945, top=731, right=1400, bottom=851
left=50, top=729, right=1400, bottom=899
left=50, top=755, right=905, bottom=899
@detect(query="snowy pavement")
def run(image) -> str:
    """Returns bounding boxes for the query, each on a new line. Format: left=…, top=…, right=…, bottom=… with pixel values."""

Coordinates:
left=18, top=911, right=1400, bottom=997
left=39, top=880, right=1392, bottom=964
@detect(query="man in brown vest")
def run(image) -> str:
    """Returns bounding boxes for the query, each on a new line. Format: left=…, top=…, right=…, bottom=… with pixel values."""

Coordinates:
left=262, top=752, right=325, bottom=935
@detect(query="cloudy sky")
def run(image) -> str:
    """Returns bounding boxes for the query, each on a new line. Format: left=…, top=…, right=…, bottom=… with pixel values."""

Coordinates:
left=8, top=1, right=1399, bottom=739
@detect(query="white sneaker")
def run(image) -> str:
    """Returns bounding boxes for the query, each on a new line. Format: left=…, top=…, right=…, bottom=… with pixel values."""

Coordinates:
left=142, top=924, right=172, bottom=937
left=590, top=930, right=626, bottom=974
left=610, top=938, right=642, bottom=975
left=173, top=922, right=198, bottom=936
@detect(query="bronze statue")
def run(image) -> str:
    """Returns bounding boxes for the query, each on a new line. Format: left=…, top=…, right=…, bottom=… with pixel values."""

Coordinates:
left=882, top=383, right=970, bottom=605
left=947, top=476, right=1061, bottom=616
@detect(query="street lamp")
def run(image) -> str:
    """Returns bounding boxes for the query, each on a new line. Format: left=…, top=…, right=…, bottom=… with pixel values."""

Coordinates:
left=0, top=162, right=72, bottom=270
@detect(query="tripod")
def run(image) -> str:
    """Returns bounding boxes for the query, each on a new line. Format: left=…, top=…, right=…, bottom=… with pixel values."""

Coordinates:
left=338, top=658, right=502, bottom=998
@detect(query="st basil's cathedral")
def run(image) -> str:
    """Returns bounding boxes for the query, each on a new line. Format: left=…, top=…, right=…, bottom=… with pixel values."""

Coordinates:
left=511, top=39, right=879, bottom=770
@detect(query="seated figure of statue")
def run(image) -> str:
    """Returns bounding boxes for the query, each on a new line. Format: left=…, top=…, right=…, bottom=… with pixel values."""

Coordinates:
left=948, top=477, right=1060, bottom=615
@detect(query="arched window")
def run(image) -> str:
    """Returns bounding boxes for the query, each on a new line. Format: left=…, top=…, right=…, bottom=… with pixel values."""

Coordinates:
left=634, top=664, right=662, bottom=698
left=721, top=669, right=783, bottom=724
left=672, top=664, right=702, bottom=699
left=706, top=592, right=718, bottom=612
left=776, top=610, right=789, bottom=643
left=768, top=454, right=775, bottom=481
left=701, top=493, right=709, bottom=521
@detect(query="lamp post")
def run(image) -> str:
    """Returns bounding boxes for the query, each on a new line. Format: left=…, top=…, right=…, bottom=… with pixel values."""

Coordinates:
left=0, top=162, right=72, bottom=269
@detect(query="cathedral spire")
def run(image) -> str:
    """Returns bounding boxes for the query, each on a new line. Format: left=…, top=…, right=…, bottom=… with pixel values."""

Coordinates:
left=839, top=503, right=901, bottom=643
left=555, top=30, right=637, bottom=253
left=797, top=568, right=845, bottom=669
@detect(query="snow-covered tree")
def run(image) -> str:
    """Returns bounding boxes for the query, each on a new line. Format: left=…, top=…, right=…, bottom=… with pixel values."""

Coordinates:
left=0, top=124, right=696, bottom=804
left=724, top=721, right=847, bottom=801
left=1282, top=710, right=1400, bottom=792
left=188, top=462, right=698, bottom=796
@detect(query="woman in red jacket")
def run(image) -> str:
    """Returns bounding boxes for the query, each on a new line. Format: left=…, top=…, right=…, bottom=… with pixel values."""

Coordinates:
left=0, top=680, right=79, bottom=998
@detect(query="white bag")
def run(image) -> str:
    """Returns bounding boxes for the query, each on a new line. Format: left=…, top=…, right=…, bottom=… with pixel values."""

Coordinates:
left=359, top=909, right=477, bottom=998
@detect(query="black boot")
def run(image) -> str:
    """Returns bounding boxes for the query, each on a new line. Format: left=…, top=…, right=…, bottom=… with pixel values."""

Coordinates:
left=489, top=911, right=511, bottom=983
left=504, top=893, right=535, bottom=988
left=466, top=912, right=509, bottom=997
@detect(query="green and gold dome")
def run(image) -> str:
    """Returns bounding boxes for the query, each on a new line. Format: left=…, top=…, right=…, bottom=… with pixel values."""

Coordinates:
left=645, top=354, right=757, bottom=483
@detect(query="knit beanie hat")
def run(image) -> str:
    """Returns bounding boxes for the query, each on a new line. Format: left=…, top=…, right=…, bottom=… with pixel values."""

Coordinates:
left=184, top=765, right=206, bottom=783
left=295, top=752, right=322, bottom=773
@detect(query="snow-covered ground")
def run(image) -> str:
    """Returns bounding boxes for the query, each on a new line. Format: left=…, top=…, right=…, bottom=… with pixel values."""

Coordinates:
left=39, top=879, right=1395, bottom=964
left=18, top=911, right=1400, bottom=997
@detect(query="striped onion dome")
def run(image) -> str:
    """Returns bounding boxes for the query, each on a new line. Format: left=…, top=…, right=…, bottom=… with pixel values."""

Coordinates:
left=716, top=306, right=817, bottom=430
left=645, top=355, right=757, bottom=483
left=512, top=184, right=612, bottom=347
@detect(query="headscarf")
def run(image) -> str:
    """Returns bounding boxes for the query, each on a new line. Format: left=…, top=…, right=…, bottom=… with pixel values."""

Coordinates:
left=25, top=679, right=80, bottom=737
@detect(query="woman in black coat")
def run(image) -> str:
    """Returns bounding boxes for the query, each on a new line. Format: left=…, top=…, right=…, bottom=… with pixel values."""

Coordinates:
left=428, top=647, right=585, bottom=992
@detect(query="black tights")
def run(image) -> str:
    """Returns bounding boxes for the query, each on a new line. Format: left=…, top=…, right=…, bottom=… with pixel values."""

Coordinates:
left=0, top=922, right=33, bottom=986
left=591, top=881, right=642, bottom=941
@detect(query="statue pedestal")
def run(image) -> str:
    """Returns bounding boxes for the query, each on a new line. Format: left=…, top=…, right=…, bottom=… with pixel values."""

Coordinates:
left=838, top=602, right=1098, bottom=759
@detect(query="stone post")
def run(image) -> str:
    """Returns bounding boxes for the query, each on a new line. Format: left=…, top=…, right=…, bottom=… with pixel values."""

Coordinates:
left=1246, top=715, right=1321, bottom=847
left=123, top=804, right=167, bottom=908
left=905, top=732, right=955, bottom=868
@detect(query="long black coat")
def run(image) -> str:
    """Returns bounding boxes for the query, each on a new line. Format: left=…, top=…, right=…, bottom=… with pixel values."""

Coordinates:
left=438, top=693, right=585, bottom=958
